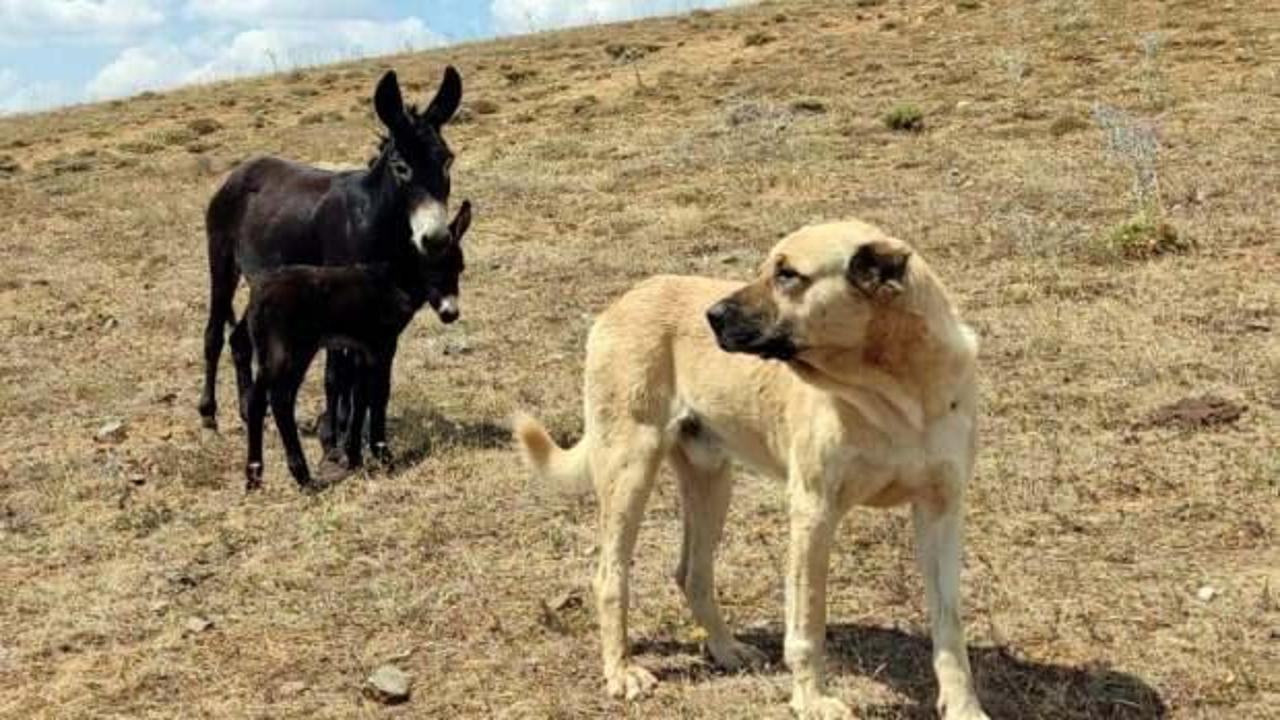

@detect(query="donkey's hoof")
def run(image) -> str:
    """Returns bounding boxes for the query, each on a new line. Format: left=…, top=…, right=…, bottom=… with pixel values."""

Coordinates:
left=297, top=477, right=329, bottom=495
left=316, top=457, right=353, bottom=486
left=371, top=442, right=394, bottom=468
left=244, top=462, right=264, bottom=492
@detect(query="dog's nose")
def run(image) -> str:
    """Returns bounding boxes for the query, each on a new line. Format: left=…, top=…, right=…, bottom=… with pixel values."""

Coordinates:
left=706, top=301, right=731, bottom=333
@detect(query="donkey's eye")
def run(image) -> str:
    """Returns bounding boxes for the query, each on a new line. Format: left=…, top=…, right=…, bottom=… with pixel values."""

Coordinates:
left=390, top=157, right=413, bottom=182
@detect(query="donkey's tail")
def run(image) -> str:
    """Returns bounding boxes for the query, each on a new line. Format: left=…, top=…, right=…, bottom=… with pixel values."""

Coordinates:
left=512, top=412, right=592, bottom=496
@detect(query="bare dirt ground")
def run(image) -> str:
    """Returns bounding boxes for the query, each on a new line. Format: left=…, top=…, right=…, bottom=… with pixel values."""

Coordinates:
left=1, top=1, right=1277, bottom=717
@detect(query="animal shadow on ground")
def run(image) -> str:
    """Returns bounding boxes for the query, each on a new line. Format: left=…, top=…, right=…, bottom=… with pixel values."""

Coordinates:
left=636, top=624, right=1166, bottom=719
left=381, top=405, right=509, bottom=472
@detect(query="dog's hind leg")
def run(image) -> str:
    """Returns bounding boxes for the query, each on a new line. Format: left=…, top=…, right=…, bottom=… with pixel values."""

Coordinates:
left=592, top=424, right=663, bottom=701
left=671, top=447, right=768, bottom=672
left=913, top=497, right=989, bottom=720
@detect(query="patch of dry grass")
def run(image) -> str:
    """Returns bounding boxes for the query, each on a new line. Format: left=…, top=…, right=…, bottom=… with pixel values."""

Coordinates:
left=1, top=1, right=1277, bottom=718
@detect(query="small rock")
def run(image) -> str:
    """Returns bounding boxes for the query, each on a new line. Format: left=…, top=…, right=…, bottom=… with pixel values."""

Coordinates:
left=549, top=589, right=584, bottom=612
left=278, top=680, right=309, bottom=697
left=363, top=665, right=412, bottom=705
left=95, top=421, right=128, bottom=444
left=442, top=338, right=473, bottom=356
left=101, top=317, right=118, bottom=331
left=185, top=616, right=214, bottom=634
left=955, top=100, right=973, bottom=110
left=1196, top=585, right=1218, bottom=602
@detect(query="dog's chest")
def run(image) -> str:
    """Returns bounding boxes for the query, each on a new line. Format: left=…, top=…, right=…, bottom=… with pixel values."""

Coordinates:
left=826, top=410, right=974, bottom=507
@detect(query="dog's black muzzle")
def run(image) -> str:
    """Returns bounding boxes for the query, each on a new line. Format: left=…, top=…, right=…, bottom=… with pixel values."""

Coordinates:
left=706, top=300, right=798, bottom=361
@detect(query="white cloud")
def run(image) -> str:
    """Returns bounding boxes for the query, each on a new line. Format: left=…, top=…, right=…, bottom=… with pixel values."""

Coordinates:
left=490, top=0, right=747, bottom=34
left=84, top=18, right=445, bottom=101
left=184, top=0, right=373, bottom=22
left=85, top=44, right=195, bottom=100
left=0, top=0, right=163, bottom=42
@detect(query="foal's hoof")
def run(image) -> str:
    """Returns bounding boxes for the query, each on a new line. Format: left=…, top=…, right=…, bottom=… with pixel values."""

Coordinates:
left=244, top=462, right=264, bottom=492
left=200, top=412, right=218, bottom=431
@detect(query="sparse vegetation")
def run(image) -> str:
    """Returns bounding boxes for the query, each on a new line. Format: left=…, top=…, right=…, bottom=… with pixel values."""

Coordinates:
left=186, top=118, right=223, bottom=136
left=1136, top=31, right=1169, bottom=109
left=0, top=1, right=1275, bottom=718
left=1090, top=212, right=1190, bottom=261
left=883, top=103, right=924, bottom=131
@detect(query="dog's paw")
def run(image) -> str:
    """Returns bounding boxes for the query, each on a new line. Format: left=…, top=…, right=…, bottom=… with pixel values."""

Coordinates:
left=939, top=696, right=990, bottom=720
left=605, top=663, right=657, bottom=701
left=791, top=693, right=853, bottom=720
left=709, top=638, right=769, bottom=672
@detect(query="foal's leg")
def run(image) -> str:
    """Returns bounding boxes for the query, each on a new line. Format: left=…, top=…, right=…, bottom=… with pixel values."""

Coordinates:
left=268, top=361, right=316, bottom=491
left=366, top=347, right=396, bottom=466
left=243, top=373, right=269, bottom=492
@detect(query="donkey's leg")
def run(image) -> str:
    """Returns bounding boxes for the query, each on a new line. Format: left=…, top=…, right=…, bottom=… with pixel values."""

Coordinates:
left=366, top=346, right=396, bottom=466
left=229, top=318, right=254, bottom=424
left=319, top=350, right=343, bottom=454
left=199, top=259, right=239, bottom=429
left=341, top=359, right=369, bottom=471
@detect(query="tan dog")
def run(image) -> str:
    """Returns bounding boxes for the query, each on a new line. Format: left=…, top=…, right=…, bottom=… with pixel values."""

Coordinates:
left=515, top=220, right=988, bottom=719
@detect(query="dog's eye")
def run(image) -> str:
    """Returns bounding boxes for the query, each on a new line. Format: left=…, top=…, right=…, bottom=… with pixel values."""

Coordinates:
left=774, top=265, right=805, bottom=288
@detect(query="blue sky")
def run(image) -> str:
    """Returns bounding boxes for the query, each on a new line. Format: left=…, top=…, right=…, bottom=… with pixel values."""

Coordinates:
left=0, top=0, right=745, bottom=115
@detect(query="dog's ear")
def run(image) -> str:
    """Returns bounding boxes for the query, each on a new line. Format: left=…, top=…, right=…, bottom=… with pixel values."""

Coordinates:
left=449, top=200, right=472, bottom=243
left=374, top=70, right=412, bottom=135
left=847, top=241, right=911, bottom=300
left=423, top=65, right=462, bottom=128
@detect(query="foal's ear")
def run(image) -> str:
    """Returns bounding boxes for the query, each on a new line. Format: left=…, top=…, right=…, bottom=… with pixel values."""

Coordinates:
left=449, top=200, right=472, bottom=243
left=374, top=70, right=410, bottom=133
left=423, top=65, right=462, bottom=127
left=846, top=241, right=911, bottom=300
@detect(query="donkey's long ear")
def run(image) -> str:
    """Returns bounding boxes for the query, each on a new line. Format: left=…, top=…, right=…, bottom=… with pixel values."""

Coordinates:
left=449, top=200, right=472, bottom=243
left=423, top=66, right=462, bottom=127
left=374, top=70, right=411, bottom=133
left=847, top=241, right=911, bottom=300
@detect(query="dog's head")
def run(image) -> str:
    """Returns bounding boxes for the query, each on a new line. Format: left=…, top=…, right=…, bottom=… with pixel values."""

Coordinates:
left=706, top=221, right=916, bottom=363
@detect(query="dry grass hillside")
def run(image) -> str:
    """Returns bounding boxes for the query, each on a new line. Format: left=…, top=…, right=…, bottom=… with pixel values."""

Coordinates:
left=1, top=0, right=1277, bottom=717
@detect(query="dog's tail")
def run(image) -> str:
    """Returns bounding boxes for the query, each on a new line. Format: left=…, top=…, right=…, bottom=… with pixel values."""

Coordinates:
left=512, top=412, right=592, bottom=496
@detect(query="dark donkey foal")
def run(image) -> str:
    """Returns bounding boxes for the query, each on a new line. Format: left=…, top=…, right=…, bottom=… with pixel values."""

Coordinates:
left=244, top=201, right=471, bottom=492
left=200, top=66, right=462, bottom=458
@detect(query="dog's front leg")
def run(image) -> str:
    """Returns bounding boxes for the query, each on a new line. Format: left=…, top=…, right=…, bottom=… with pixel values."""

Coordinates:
left=913, top=496, right=989, bottom=720
left=785, top=479, right=851, bottom=719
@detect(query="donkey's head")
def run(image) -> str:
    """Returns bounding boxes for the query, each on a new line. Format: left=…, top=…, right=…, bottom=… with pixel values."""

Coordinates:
left=374, top=66, right=462, bottom=254
left=419, top=200, right=472, bottom=324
